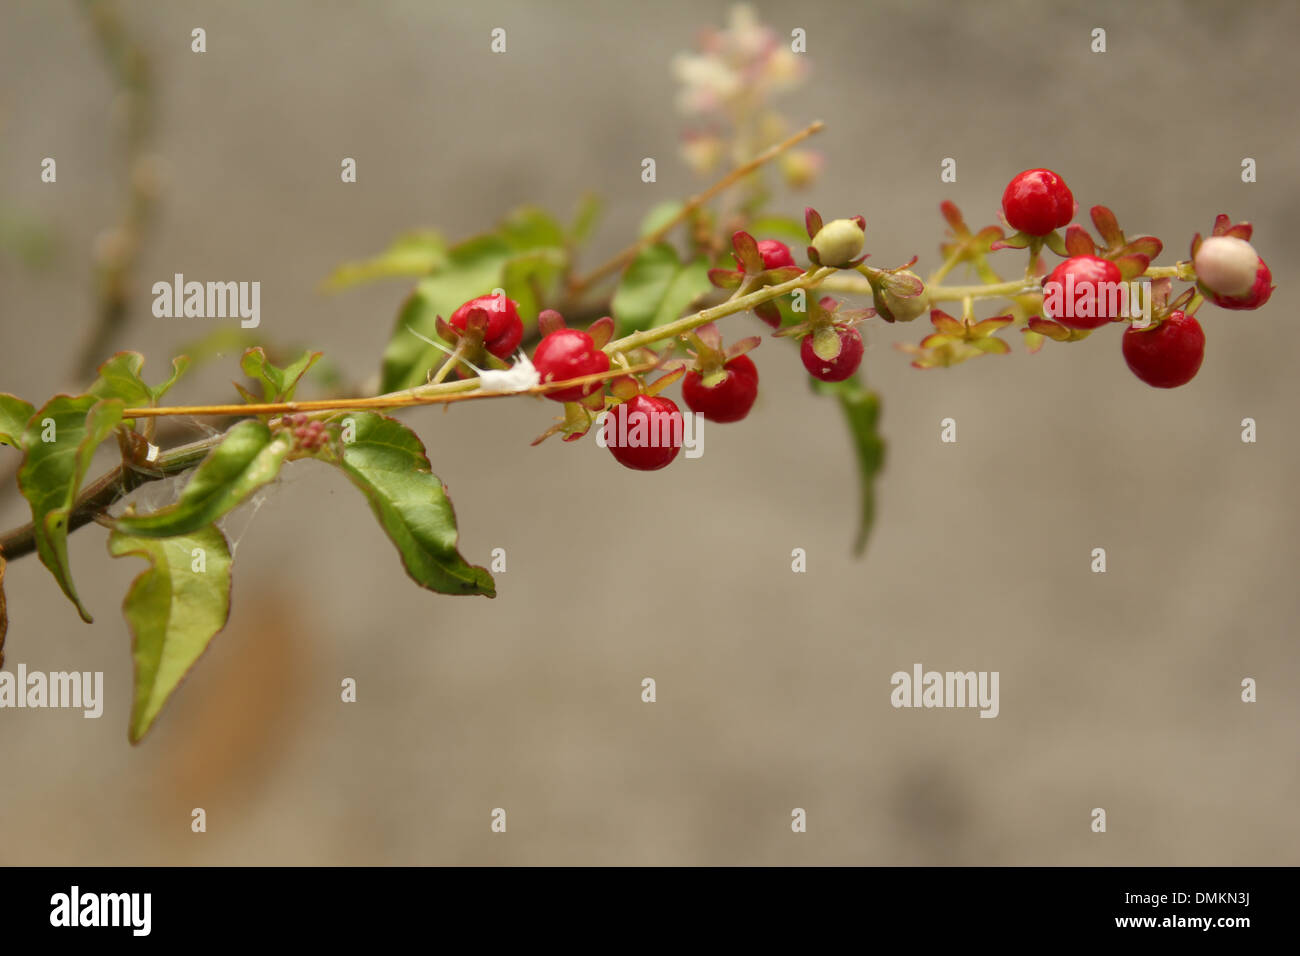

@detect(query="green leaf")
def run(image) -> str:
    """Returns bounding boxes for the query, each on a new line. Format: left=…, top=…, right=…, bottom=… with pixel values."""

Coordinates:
left=650, top=257, right=711, bottom=329
left=90, top=352, right=150, bottom=407
left=89, top=351, right=191, bottom=408
left=240, top=347, right=322, bottom=402
left=320, top=230, right=447, bottom=292
left=638, top=200, right=685, bottom=238
left=499, top=206, right=566, bottom=252
left=335, top=412, right=494, bottom=597
left=0, top=393, right=35, bottom=447
left=380, top=234, right=514, bottom=391
left=175, top=329, right=343, bottom=394
left=108, top=524, right=232, bottom=743
left=150, top=356, right=191, bottom=402
left=812, top=376, right=886, bottom=556
left=503, top=247, right=567, bottom=323
left=496, top=207, right=570, bottom=318
left=18, top=396, right=125, bottom=621
left=747, top=215, right=810, bottom=245
left=611, top=243, right=710, bottom=336
left=569, top=193, right=603, bottom=245
left=611, top=243, right=680, bottom=335
left=112, top=420, right=291, bottom=538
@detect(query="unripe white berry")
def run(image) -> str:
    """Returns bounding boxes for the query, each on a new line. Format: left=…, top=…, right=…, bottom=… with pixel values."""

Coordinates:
left=811, top=218, right=865, bottom=268
left=1194, top=236, right=1260, bottom=297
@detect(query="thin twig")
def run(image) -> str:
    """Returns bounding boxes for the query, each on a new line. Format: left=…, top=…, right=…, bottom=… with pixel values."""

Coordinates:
left=0, top=437, right=214, bottom=563
left=120, top=361, right=661, bottom=418
left=566, top=120, right=825, bottom=297
left=74, top=0, right=157, bottom=382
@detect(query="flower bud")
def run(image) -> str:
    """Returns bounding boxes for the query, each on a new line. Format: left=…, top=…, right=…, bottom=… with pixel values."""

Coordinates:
left=1193, top=235, right=1273, bottom=310
left=879, top=271, right=928, bottom=323
left=810, top=218, right=865, bottom=268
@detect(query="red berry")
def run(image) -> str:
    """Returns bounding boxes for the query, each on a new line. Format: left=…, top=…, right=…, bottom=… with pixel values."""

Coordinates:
left=756, top=240, right=795, bottom=270
left=606, top=394, right=683, bottom=471
left=449, top=294, right=524, bottom=359
left=532, top=329, right=611, bottom=402
left=1001, top=168, right=1074, bottom=236
left=800, top=326, right=863, bottom=382
left=682, top=354, right=759, bottom=423
left=1122, top=311, right=1205, bottom=389
left=1043, top=255, right=1124, bottom=330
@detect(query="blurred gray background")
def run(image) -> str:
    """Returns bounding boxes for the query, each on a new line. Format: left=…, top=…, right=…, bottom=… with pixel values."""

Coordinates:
left=1, top=0, right=1297, bottom=864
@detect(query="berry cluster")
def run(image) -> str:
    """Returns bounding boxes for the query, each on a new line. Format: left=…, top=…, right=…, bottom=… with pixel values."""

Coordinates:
left=1002, top=169, right=1272, bottom=388
left=282, top=413, right=328, bottom=451
left=894, top=167, right=1275, bottom=388
left=427, top=168, right=1275, bottom=474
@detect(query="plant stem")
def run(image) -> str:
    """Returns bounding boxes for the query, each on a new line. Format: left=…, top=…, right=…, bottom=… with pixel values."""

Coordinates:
left=0, top=436, right=216, bottom=562
left=122, top=271, right=835, bottom=420
left=820, top=273, right=1041, bottom=303
left=604, top=266, right=837, bottom=355
left=930, top=278, right=1041, bottom=302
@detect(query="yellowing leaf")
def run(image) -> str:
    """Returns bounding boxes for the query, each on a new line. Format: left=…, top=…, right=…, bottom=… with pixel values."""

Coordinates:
left=108, top=525, right=232, bottom=742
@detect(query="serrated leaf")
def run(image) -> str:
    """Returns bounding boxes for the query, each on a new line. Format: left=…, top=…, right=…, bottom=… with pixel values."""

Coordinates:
left=320, top=230, right=447, bottom=292
left=150, top=355, right=191, bottom=402
left=108, top=524, right=232, bottom=743
left=0, top=393, right=35, bottom=447
left=89, top=351, right=191, bottom=408
left=18, top=396, right=125, bottom=621
left=241, top=347, right=322, bottom=403
left=90, top=352, right=152, bottom=407
left=380, top=234, right=514, bottom=391
left=335, top=412, right=494, bottom=597
left=811, top=376, right=885, bottom=556
left=638, top=201, right=685, bottom=238
left=112, top=420, right=291, bottom=538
